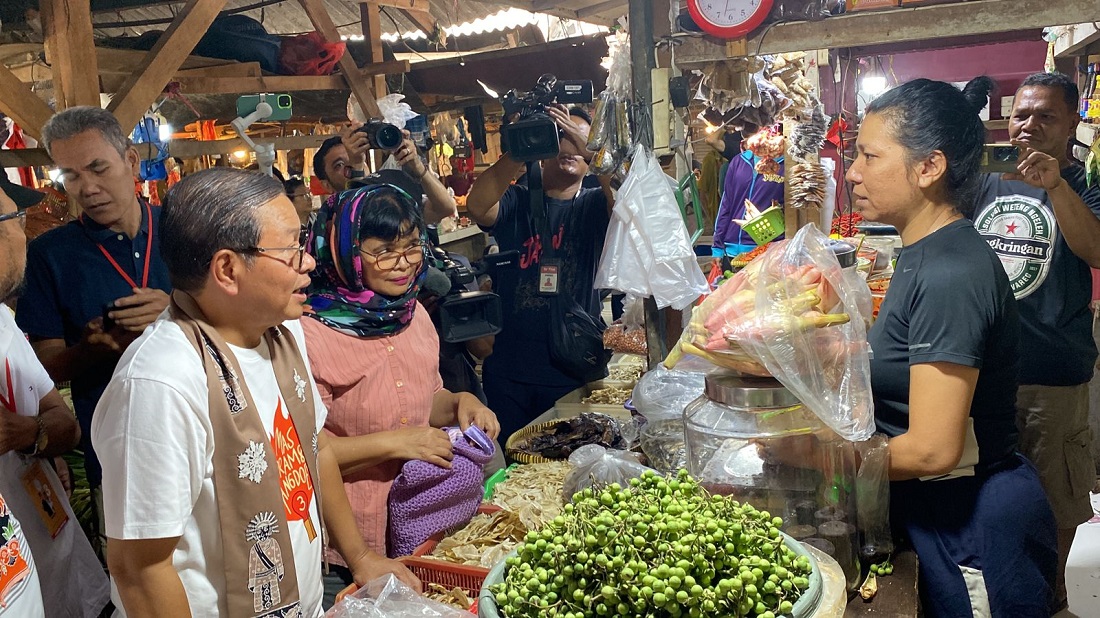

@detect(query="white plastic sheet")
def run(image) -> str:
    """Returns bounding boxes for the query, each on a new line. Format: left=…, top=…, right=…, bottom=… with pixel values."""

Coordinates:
left=325, top=574, right=474, bottom=618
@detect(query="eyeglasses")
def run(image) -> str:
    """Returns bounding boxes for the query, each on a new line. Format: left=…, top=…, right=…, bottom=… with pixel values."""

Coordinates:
left=0, top=210, right=27, bottom=229
left=235, top=244, right=308, bottom=271
left=359, top=243, right=425, bottom=271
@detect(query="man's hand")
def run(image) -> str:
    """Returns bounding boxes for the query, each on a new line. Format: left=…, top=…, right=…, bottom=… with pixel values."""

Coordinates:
left=55, top=457, right=73, bottom=498
left=109, top=287, right=169, bottom=333
left=1004, top=144, right=1064, bottom=191
left=395, top=426, right=454, bottom=468
left=81, top=317, right=137, bottom=356
left=547, top=104, right=590, bottom=161
left=340, top=123, right=370, bottom=172
left=395, top=130, right=427, bottom=180
left=455, top=393, right=500, bottom=440
left=348, top=550, right=423, bottom=593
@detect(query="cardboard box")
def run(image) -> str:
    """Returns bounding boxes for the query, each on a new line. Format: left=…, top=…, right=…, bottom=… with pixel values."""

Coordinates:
left=847, top=0, right=899, bottom=10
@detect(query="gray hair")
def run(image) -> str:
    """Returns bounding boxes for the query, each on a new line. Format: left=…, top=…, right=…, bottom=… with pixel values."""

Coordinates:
left=41, top=106, right=131, bottom=158
left=160, top=168, right=284, bottom=292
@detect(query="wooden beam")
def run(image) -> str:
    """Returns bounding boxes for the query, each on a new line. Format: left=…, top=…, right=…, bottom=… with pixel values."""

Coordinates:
left=106, top=0, right=227, bottom=134
left=0, top=134, right=337, bottom=167
left=362, top=59, right=411, bottom=76
left=117, top=63, right=411, bottom=96
left=176, top=62, right=263, bottom=78
left=41, top=0, right=102, bottom=109
left=0, top=64, right=53, bottom=141
left=299, top=0, right=381, bottom=118
left=676, top=0, right=1100, bottom=64
left=399, top=8, right=437, bottom=35
left=359, top=0, right=429, bottom=10
left=361, top=2, right=387, bottom=95
left=577, top=0, right=627, bottom=19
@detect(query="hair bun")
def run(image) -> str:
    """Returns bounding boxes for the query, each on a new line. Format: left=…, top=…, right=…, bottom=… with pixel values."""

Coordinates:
left=962, top=76, right=997, bottom=115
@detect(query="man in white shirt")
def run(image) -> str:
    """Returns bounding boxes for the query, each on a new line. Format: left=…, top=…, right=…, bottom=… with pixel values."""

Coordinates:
left=0, top=184, right=47, bottom=617
left=93, top=168, right=418, bottom=617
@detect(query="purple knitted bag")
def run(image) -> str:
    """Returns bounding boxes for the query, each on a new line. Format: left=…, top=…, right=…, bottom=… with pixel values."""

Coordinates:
left=386, top=425, right=496, bottom=557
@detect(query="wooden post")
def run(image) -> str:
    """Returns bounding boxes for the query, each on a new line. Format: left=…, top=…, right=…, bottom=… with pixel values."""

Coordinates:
left=40, top=0, right=101, bottom=109
left=299, top=0, right=382, bottom=118
left=0, top=64, right=54, bottom=141
left=107, top=0, right=227, bottom=134
left=362, top=2, right=388, bottom=96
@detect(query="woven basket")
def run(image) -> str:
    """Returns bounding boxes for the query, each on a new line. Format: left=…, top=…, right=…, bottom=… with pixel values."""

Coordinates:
left=503, top=421, right=568, bottom=464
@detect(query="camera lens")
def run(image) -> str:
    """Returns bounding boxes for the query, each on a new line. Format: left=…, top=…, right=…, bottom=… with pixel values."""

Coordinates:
left=374, top=124, right=403, bottom=150
left=278, top=94, right=291, bottom=107
left=993, top=146, right=1018, bottom=162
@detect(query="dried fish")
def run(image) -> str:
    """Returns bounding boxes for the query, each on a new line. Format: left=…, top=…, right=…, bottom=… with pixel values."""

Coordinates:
left=490, top=462, right=573, bottom=531
left=425, top=583, right=473, bottom=610
left=429, top=510, right=527, bottom=568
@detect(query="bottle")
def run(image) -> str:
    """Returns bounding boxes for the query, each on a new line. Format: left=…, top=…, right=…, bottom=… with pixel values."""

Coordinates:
left=1082, top=63, right=1096, bottom=120
left=1089, top=68, right=1100, bottom=123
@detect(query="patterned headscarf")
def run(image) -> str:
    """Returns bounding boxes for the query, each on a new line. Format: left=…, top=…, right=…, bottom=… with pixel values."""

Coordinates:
left=305, top=184, right=427, bottom=338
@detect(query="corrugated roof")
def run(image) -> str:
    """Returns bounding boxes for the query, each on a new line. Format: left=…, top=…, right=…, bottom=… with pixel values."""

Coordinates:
left=88, top=0, right=609, bottom=40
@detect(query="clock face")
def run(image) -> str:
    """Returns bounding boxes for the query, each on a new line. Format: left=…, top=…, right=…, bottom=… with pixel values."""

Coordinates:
left=687, top=0, right=773, bottom=39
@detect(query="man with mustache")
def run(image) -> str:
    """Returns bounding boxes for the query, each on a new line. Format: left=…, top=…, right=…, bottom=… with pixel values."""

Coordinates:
left=466, top=105, right=615, bottom=445
left=971, top=72, right=1100, bottom=610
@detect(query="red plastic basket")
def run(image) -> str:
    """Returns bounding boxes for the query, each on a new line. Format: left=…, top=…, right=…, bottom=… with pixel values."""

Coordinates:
left=400, top=504, right=503, bottom=596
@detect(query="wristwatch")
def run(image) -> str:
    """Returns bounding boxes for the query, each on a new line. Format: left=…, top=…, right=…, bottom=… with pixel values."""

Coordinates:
left=20, top=416, right=47, bottom=457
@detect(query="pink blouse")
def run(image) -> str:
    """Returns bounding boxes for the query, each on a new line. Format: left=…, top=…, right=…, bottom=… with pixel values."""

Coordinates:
left=302, top=305, right=443, bottom=563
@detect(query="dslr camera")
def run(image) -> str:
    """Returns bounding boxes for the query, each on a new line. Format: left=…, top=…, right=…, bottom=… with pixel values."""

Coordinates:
left=357, top=118, right=404, bottom=151
left=500, top=74, right=594, bottom=162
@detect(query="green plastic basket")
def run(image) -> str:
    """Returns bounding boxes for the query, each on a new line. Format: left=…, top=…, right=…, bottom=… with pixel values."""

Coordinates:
left=478, top=532, right=823, bottom=618
left=742, top=205, right=785, bottom=245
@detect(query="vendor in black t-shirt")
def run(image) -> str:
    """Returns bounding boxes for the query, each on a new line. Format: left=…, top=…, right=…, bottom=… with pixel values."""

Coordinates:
left=970, top=72, right=1100, bottom=608
left=465, top=106, right=615, bottom=445
left=848, top=77, right=1057, bottom=617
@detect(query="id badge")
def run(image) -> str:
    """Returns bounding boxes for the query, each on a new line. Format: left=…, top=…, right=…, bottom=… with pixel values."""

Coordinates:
left=20, top=460, right=69, bottom=538
left=539, top=259, right=561, bottom=296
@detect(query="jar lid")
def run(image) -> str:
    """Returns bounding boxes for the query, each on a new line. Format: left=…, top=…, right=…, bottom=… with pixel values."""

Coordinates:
left=826, top=240, right=856, bottom=269
left=703, top=374, right=800, bottom=409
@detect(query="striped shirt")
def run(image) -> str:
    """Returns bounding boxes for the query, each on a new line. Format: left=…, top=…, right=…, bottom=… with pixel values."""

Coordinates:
left=302, top=305, right=442, bottom=562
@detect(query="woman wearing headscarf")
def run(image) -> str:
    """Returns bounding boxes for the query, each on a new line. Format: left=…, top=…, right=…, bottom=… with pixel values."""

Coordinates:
left=301, top=182, right=499, bottom=593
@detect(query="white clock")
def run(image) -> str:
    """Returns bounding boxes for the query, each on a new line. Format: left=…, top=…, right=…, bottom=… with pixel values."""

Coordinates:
left=686, top=0, right=774, bottom=39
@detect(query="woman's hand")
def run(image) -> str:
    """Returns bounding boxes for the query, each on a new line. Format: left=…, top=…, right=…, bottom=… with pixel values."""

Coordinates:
left=394, top=426, right=454, bottom=468
left=348, top=550, right=423, bottom=593
left=455, top=393, right=501, bottom=440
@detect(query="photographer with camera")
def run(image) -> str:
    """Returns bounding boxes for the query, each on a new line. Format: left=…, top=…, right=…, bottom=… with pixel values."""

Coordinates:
left=466, top=100, right=615, bottom=446
left=970, top=72, right=1100, bottom=609
left=312, top=123, right=456, bottom=224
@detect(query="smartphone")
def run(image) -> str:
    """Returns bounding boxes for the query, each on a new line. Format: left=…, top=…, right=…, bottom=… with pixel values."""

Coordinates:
left=236, top=93, right=293, bottom=121
left=979, top=144, right=1020, bottom=174
left=102, top=303, right=116, bottom=332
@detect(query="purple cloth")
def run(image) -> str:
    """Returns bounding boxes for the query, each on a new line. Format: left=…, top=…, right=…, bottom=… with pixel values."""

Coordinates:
left=713, top=151, right=786, bottom=253
left=386, top=425, right=496, bottom=557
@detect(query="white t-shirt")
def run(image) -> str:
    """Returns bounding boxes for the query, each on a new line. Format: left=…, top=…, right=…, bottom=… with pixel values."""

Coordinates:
left=93, top=315, right=327, bottom=617
left=0, top=306, right=47, bottom=618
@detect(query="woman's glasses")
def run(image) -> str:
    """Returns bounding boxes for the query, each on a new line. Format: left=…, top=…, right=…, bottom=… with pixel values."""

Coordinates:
left=359, top=243, right=425, bottom=271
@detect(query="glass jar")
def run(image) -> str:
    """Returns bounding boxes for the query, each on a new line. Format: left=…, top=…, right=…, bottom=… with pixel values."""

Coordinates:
left=684, top=374, right=860, bottom=589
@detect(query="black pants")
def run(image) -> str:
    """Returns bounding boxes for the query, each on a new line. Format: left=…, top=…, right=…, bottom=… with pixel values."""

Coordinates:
left=483, top=371, right=578, bottom=448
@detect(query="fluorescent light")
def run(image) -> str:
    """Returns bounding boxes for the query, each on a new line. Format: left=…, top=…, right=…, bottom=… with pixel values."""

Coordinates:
left=477, top=80, right=498, bottom=98
left=861, top=76, right=888, bottom=97
left=158, top=124, right=172, bottom=141
left=48, top=169, right=62, bottom=183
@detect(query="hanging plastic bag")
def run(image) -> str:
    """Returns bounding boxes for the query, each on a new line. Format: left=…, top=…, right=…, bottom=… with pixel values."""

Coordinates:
left=665, top=224, right=874, bottom=442
left=326, top=574, right=474, bottom=617
left=561, top=444, right=654, bottom=501
left=855, top=435, right=894, bottom=565
left=278, top=32, right=345, bottom=76
left=595, top=147, right=710, bottom=311
left=348, top=93, right=420, bottom=128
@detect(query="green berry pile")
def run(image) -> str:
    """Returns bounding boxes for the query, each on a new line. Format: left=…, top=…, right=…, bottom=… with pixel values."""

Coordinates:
left=490, top=469, right=814, bottom=618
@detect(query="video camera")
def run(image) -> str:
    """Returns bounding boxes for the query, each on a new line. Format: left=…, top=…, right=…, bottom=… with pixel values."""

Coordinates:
left=421, top=227, right=519, bottom=343
left=500, top=74, right=594, bottom=162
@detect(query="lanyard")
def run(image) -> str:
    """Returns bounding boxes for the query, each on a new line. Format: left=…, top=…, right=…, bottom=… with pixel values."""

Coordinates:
left=90, top=200, right=154, bottom=290
left=0, top=360, right=16, bottom=415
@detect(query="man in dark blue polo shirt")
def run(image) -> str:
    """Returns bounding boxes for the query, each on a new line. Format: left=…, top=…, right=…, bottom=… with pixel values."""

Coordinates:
left=16, top=107, right=171, bottom=525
